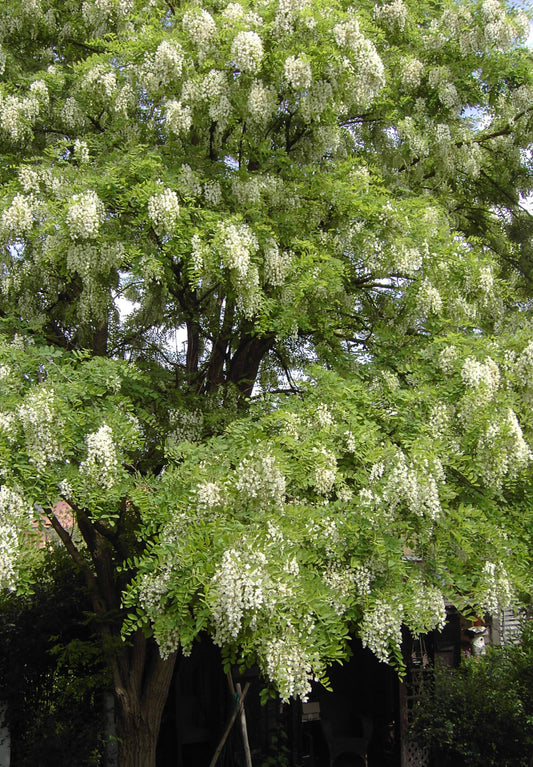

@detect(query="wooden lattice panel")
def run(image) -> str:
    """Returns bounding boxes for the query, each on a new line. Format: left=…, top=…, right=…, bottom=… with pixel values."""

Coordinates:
left=404, top=740, right=429, bottom=767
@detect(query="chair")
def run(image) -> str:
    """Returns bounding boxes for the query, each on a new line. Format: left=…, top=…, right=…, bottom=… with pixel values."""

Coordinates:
left=319, top=694, right=373, bottom=767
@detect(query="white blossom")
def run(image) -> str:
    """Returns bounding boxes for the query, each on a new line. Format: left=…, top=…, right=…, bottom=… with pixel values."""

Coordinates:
left=438, top=345, right=458, bottom=374
left=461, top=356, right=500, bottom=394
left=401, top=58, right=424, bottom=90
left=66, top=191, right=105, bottom=240
left=284, top=54, right=312, bottom=91
left=18, top=388, right=63, bottom=471
left=262, top=633, right=318, bottom=701
left=196, top=481, right=222, bottom=510
left=314, top=448, right=337, bottom=495
left=235, top=452, right=286, bottom=510
left=231, top=30, right=264, bottom=74
left=165, top=100, right=192, bottom=136
left=167, top=408, right=203, bottom=445
left=1, top=194, right=34, bottom=239
left=203, top=180, right=222, bottom=207
left=478, top=561, right=513, bottom=615
left=247, top=80, right=276, bottom=126
left=82, top=65, right=117, bottom=102
left=182, top=9, right=217, bottom=55
left=153, top=40, right=184, bottom=86
left=405, top=579, right=447, bottom=637
left=79, top=423, right=119, bottom=490
left=477, top=409, right=532, bottom=487
left=148, top=188, right=180, bottom=236
left=73, top=139, right=89, bottom=164
left=18, top=167, right=40, bottom=193
left=360, top=597, right=404, bottom=663
left=218, top=221, right=258, bottom=279
left=374, top=0, right=408, bottom=31
left=0, top=486, right=32, bottom=591
left=417, top=279, right=443, bottom=315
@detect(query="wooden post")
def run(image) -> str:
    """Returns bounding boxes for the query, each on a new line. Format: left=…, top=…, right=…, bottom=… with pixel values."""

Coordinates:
left=208, top=681, right=251, bottom=767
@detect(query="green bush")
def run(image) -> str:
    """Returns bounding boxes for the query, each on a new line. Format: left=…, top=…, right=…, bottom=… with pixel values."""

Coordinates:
left=410, top=623, right=533, bottom=767
left=0, top=549, right=110, bottom=767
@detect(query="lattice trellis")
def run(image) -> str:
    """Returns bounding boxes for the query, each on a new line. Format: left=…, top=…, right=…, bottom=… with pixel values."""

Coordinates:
left=403, top=740, right=429, bottom=767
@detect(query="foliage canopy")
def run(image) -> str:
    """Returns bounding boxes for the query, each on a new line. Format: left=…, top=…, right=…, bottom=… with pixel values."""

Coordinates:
left=0, top=0, right=532, bottom=761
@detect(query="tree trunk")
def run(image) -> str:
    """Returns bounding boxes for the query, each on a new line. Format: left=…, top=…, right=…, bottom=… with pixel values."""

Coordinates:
left=114, top=643, right=178, bottom=767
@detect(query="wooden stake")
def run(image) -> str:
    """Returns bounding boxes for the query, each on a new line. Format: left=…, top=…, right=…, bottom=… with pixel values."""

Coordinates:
left=236, top=681, right=253, bottom=767
left=208, top=681, right=251, bottom=767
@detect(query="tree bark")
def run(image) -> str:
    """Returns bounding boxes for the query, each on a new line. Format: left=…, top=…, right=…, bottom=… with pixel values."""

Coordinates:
left=114, top=640, right=178, bottom=767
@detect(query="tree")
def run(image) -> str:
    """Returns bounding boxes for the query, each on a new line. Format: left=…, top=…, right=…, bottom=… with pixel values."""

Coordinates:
left=0, top=0, right=532, bottom=765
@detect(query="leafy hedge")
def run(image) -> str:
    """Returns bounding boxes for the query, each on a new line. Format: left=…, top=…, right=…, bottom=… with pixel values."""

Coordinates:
left=410, top=622, right=533, bottom=767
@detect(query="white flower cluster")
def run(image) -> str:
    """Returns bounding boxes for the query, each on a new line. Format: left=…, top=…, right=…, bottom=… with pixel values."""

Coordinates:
left=262, top=633, right=318, bottom=702
left=148, top=188, right=180, bottom=237
left=404, top=580, right=447, bottom=637
left=232, top=176, right=262, bottom=207
left=299, top=79, right=335, bottom=123
left=247, top=80, right=276, bottom=126
left=210, top=547, right=272, bottom=644
left=73, top=139, right=90, bottom=164
left=231, top=30, right=264, bottom=74
left=0, top=90, right=41, bottom=142
left=360, top=597, right=404, bottom=663
left=81, top=65, right=117, bottom=102
left=333, top=18, right=385, bottom=106
left=201, top=69, right=232, bottom=127
left=323, top=565, right=356, bottom=615
left=182, top=9, right=217, bottom=55
left=398, top=117, right=429, bottom=159
left=79, top=423, right=118, bottom=490
left=345, top=430, right=356, bottom=452
left=196, top=481, right=222, bottom=511
left=438, top=82, right=460, bottom=110
left=315, top=403, right=334, bottom=428
left=401, top=58, right=424, bottom=90
left=1, top=194, right=34, bottom=240
left=165, top=100, right=192, bottom=136
left=61, top=97, right=84, bottom=129
left=438, top=345, right=458, bottom=374
left=218, top=220, right=259, bottom=280
left=353, top=565, right=373, bottom=596
left=314, top=448, right=337, bottom=495
left=167, top=408, right=203, bottom=445
left=378, top=450, right=443, bottom=521
left=0, top=485, right=31, bottom=591
left=235, top=452, right=286, bottom=511
left=273, top=0, right=309, bottom=37
left=203, top=180, right=222, bottom=207
left=284, top=54, right=312, bottom=91
left=477, top=408, right=531, bottom=487
left=179, top=164, right=203, bottom=198
left=223, top=2, right=262, bottom=26
left=461, top=356, right=500, bottom=397
left=417, top=279, right=443, bottom=316
left=481, top=0, right=516, bottom=50
left=515, top=342, right=533, bottom=388
left=478, top=561, right=513, bottom=615
left=18, top=167, right=40, bottom=193
left=373, top=0, right=408, bottom=31
left=66, top=242, right=123, bottom=321
left=18, top=388, right=63, bottom=472
left=428, top=402, right=452, bottom=440
left=139, top=565, right=172, bottom=618
left=82, top=0, right=133, bottom=33
left=153, top=40, right=184, bottom=87
left=66, top=191, right=105, bottom=240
